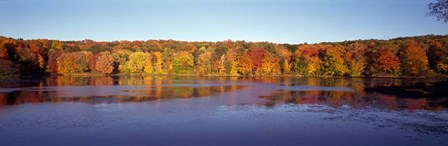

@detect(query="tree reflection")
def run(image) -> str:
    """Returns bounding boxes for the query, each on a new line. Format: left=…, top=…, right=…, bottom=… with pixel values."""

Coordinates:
left=0, top=76, right=446, bottom=111
left=261, top=90, right=447, bottom=111
left=259, top=78, right=447, bottom=111
left=0, top=76, right=246, bottom=106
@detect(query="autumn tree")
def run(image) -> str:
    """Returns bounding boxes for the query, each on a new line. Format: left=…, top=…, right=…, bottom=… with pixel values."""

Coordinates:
left=196, top=52, right=213, bottom=75
left=0, top=59, right=20, bottom=77
left=239, top=52, right=253, bottom=75
left=0, top=38, right=9, bottom=59
left=162, top=48, right=175, bottom=74
left=124, top=52, right=150, bottom=73
left=1, top=35, right=447, bottom=77
left=319, top=45, right=348, bottom=76
left=88, top=54, right=100, bottom=72
left=46, top=50, right=63, bottom=74
left=273, top=44, right=292, bottom=74
left=218, top=54, right=227, bottom=75
left=224, top=42, right=240, bottom=75
left=283, top=59, right=291, bottom=74
left=95, top=53, right=114, bottom=74
left=369, top=44, right=401, bottom=76
left=399, top=40, right=430, bottom=76
left=293, top=45, right=320, bottom=76
left=74, top=52, right=89, bottom=73
left=152, top=52, right=163, bottom=74
left=229, top=57, right=240, bottom=75
left=427, top=40, right=448, bottom=74
left=145, top=40, right=162, bottom=52
left=345, top=42, right=367, bottom=76
left=209, top=52, right=226, bottom=75
left=172, top=51, right=194, bottom=74
left=7, top=41, right=47, bottom=74
left=250, top=48, right=267, bottom=75
left=144, top=53, right=154, bottom=74
left=56, top=52, right=89, bottom=74
left=56, top=53, right=76, bottom=74
left=261, top=52, right=280, bottom=75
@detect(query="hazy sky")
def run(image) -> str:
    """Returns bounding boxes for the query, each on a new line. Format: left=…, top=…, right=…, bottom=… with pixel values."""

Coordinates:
left=0, top=0, right=446, bottom=43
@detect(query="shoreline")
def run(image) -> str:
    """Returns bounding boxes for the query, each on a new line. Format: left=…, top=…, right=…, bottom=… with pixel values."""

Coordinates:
left=3, top=73, right=446, bottom=80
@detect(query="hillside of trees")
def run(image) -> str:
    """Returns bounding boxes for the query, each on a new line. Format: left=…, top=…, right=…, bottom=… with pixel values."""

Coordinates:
left=1, top=35, right=447, bottom=78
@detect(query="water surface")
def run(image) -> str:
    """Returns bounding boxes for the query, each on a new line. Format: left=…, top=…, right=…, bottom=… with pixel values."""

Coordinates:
left=0, top=76, right=447, bottom=146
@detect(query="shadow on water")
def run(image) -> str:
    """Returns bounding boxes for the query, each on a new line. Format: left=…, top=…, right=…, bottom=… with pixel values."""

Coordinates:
left=259, top=77, right=448, bottom=111
left=365, top=80, right=448, bottom=98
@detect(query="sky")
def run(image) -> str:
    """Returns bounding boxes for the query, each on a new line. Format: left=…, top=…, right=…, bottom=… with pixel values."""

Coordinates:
left=0, top=0, right=447, bottom=44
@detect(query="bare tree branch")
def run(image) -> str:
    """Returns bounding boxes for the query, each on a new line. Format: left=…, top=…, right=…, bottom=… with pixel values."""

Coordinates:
left=428, top=0, right=448, bottom=23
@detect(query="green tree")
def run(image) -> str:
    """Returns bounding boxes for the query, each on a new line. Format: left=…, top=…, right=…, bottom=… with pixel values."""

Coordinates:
left=172, top=51, right=194, bottom=74
left=162, top=48, right=174, bottom=74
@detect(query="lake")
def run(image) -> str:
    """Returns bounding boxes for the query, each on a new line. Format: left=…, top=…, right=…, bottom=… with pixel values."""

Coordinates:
left=0, top=76, right=447, bottom=146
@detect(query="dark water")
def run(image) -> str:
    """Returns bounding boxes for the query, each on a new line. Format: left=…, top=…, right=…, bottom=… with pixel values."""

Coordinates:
left=0, top=76, right=447, bottom=146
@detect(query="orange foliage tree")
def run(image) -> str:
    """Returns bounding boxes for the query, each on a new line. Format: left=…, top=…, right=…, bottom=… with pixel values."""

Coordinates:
left=319, top=45, right=348, bottom=76
left=399, top=40, right=430, bottom=76
left=373, top=45, right=401, bottom=76
left=239, top=52, right=254, bottom=75
left=293, top=45, right=320, bottom=76
left=95, top=53, right=114, bottom=74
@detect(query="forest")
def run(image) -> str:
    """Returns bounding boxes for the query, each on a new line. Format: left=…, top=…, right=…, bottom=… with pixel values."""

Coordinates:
left=0, top=35, right=447, bottom=78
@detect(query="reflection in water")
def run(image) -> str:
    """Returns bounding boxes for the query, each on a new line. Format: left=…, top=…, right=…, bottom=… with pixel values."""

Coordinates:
left=0, top=76, right=446, bottom=111
left=260, top=78, right=447, bottom=111
left=0, top=76, right=447, bottom=146
left=0, top=76, right=246, bottom=106
left=261, top=90, right=447, bottom=112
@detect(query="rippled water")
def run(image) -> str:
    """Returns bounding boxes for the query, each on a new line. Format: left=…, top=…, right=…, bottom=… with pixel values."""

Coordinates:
left=0, top=76, right=447, bottom=146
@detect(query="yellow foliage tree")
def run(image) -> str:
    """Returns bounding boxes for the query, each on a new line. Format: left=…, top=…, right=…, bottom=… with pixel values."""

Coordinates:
left=125, top=52, right=150, bottom=73
left=153, top=52, right=163, bottom=74
left=261, top=52, right=280, bottom=75
left=197, top=52, right=213, bottom=75
left=283, top=59, right=291, bottom=74
left=230, top=59, right=239, bottom=75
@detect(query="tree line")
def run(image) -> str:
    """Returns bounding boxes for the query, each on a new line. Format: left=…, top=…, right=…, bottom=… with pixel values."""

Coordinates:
left=0, top=35, right=447, bottom=77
